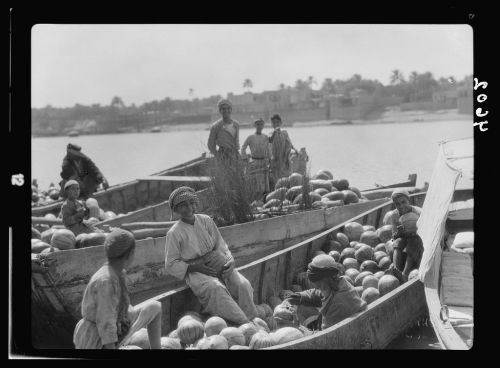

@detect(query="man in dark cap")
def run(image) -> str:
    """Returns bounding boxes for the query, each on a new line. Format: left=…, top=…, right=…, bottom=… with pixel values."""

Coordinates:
left=59, top=143, right=109, bottom=199
left=286, top=254, right=366, bottom=330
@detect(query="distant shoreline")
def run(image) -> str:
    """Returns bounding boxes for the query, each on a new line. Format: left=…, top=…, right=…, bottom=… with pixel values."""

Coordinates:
left=32, top=109, right=473, bottom=137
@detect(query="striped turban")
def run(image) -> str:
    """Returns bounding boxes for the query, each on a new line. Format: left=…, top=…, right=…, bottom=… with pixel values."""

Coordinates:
left=168, top=186, right=198, bottom=211
left=307, top=254, right=342, bottom=283
left=391, top=188, right=410, bottom=202
left=217, top=99, right=232, bottom=110
left=104, top=228, right=136, bottom=259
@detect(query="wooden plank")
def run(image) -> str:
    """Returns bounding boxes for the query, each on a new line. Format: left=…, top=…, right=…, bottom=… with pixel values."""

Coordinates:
left=137, top=176, right=212, bottom=183
left=257, top=262, right=267, bottom=304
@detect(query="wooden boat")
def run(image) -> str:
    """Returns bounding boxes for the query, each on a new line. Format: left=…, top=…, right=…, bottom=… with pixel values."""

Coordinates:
left=418, top=137, right=473, bottom=349
left=122, top=192, right=428, bottom=349
left=31, top=154, right=211, bottom=217
left=32, top=194, right=421, bottom=347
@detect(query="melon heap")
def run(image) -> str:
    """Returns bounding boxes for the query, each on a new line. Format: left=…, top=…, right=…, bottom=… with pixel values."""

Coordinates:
left=249, top=331, right=275, bottom=349
left=378, top=275, right=400, bottom=296
left=344, top=222, right=364, bottom=242
left=177, top=318, right=204, bottom=345
left=376, top=225, right=393, bottom=243
left=204, top=316, right=227, bottom=337
left=359, top=231, right=379, bottom=247
left=361, top=275, right=379, bottom=289
left=197, top=335, right=229, bottom=350
left=239, top=322, right=260, bottom=345
left=361, top=287, right=380, bottom=304
left=160, top=336, right=182, bottom=350
left=354, top=271, right=373, bottom=287
left=31, top=239, right=51, bottom=254
left=355, top=244, right=374, bottom=263
left=219, top=327, right=245, bottom=347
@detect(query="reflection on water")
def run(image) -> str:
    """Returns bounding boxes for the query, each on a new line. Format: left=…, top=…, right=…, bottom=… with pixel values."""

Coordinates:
left=386, top=315, right=441, bottom=350
left=32, top=120, right=472, bottom=191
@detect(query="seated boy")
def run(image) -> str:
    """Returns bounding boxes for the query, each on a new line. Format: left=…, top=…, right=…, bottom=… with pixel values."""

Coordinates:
left=59, top=180, right=102, bottom=236
left=164, top=186, right=258, bottom=325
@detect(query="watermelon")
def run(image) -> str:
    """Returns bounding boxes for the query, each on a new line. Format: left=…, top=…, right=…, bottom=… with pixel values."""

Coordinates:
left=354, top=243, right=364, bottom=251
left=400, top=212, right=419, bottom=233
left=336, top=233, right=350, bottom=248
left=361, top=275, right=379, bottom=289
left=344, top=222, right=364, bottom=241
left=350, top=241, right=359, bottom=248
left=104, top=211, right=117, bottom=219
left=378, top=256, right=392, bottom=271
left=313, top=173, right=330, bottom=181
left=177, top=319, right=204, bottom=345
left=355, top=245, right=374, bottom=263
left=312, top=250, right=326, bottom=259
left=270, top=327, right=304, bottom=345
left=311, top=201, right=324, bottom=210
left=204, top=316, right=227, bottom=337
left=314, top=188, right=329, bottom=196
left=31, top=239, right=51, bottom=254
left=288, top=173, right=304, bottom=187
left=293, top=192, right=322, bottom=205
left=315, top=170, right=333, bottom=180
left=361, top=287, right=380, bottom=304
left=322, top=240, right=343, bottom=253
left=385, top=240, right=395, bottom=258
left=44, top=213, right=57, bottom=221
left=331, top=179, right=349, bottom=191
left=51, top=229, right=76, bottom=250
left=197, top=335, right=229, bottom=350
left=252, top=318, right=270, bottom=333
left=360, top=260, right=379, bottom=273
left=376, top=225, right=393, bottom=243
left=160, top=336, right=182, bottom=349
left=328, top=251, right=341, bottom=262
left=85, top=198, right=100, bottom=219
left=322, top=191, right=345, bottom=201
left=374, top=251, right=388, bottom=263
left=309, top=180, right=333, bottom=192
left=49, top=190, right=60, bottom=200
left=275, top=177, right=290, bottom=190
left=360, top=231, right=379, bottom=247
left=374, top=243, right=388, bottom=253
left=374, top=271, right=385, bottom=279
left=32, top=192, right=40, bottom=202
left=249, top=331, right=274, bottom=349
left=76, top=232, right=107, bottom=248
left=342, top=257, right=359, bottom=271
left=344, top=269, right=360, bottom=283
left=264, top=199, right=281, bottom=209
left=32, top=227, right=42, bottom=240
left=342, top=190, right=359, bottom=204
left=354, top=271, right=374, bottom=287
left=378, top=275, right=400, bottom=296
left=220, top=327, right=245, bottom=347
left=238, top=323, right=260, bottom=345
left=408, top=269, right=420, bottom=280
left=345, top=276, right=355, bottom=286
left=340, top=247, right=356, bottom=263
left=266, top=187, right=288, bottom=202
left=230, top=345, right=250, bottom=350
left=362, top=225, right=376, bottom=232
left=127, top=328, right=150, bottom=349
left=349, top=187, right=362, bottom=198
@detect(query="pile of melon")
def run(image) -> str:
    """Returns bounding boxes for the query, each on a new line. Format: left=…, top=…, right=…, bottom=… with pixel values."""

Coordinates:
left=31, top=182, right=62, bottom=207
left=153, top=302, right=309, bottom=350
left=293, top=221, right=409, bottom=305
left=258, top=170, right=368, bottom=213
left=31, top=198, right=117, bottom=255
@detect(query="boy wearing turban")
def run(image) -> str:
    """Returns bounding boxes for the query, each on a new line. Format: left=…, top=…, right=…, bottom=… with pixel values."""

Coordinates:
left=73, top=229, right=162, bottom=349
left=164, top=186, right=258, bottom=325
left=383, top=189, right=423, bottom=280
left=286, top=254, right=366, bottom=330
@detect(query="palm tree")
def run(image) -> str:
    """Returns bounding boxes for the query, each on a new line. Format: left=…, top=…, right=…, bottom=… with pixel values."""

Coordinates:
left=390, top=70, right=405, bottom=85
left=307, top=75, right=317, bottom=89
left=243, top=79, right=253, bottom=91
left=295, top=79, right=308, bottom=90
left=409, top=71, right=419, bottom=84
left=351, top=74, right=362, bottom=83
left=110, top=96, right=125, bottom=109
left=321, top=78, right=335, bottom=93
left=188, top=88, right=194, bottom=99
left=278, top=83, right=286, bottom=90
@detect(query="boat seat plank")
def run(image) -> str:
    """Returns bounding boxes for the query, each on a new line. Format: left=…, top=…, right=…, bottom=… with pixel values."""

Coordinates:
left=137, top=176, right=212, bottom=183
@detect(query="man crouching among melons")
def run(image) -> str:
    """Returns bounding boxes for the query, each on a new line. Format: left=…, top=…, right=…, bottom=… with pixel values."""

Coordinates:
left=165, top=186, right=259, bottom=325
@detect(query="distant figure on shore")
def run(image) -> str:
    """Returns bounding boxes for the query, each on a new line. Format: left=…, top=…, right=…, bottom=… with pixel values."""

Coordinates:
left=59, top=143, right=109, bottom=200
left=269, top=114, right=298, bottom=187
left=207, top=99, right=240, bottom=161
left=240, top=118, right=272, bottom=202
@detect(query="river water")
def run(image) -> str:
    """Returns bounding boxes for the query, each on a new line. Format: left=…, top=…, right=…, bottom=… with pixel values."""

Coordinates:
left=31, top=119, right=472, bottom=191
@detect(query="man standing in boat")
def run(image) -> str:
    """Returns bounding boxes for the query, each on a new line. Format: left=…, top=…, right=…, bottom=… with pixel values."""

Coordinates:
left=59, top=143, right=109, bottom=200
left=269, top=114, right=298, bottom=188
left=240, top=118, right=272, bottom=202
left=207, top=99, right=240, bottom=161
left=164, top=186, right=258, bottom=325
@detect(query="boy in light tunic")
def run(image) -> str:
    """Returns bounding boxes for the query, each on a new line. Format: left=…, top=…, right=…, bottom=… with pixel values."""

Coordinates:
left=165, top=186, right=258, bottom=325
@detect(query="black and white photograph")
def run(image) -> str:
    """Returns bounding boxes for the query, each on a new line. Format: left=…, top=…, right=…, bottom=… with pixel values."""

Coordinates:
left=10, top=11, right=484, bottom=357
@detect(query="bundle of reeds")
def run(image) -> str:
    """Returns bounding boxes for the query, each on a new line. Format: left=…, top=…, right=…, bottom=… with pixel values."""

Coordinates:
left=205, top=155, right=255, bottom=226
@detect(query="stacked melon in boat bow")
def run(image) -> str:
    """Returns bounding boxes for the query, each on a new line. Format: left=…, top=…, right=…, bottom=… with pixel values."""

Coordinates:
left=31, top=197, right=119, bottom=255
left=254, top=170, right=369, bottom=218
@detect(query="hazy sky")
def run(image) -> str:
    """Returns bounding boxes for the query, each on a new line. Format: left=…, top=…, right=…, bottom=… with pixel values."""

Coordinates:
left=31, top=24, right=473, bottom=108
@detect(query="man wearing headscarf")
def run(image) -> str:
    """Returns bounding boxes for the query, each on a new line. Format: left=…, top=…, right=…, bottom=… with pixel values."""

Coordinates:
left=286, top=254, right=366, bottom=330
left=164, top=186, right=258, bottom=325
left=59, top=143, right=109, bottom=200
left=383, top=189, right=423, bottom=280
left=207, top=99, right=240, bottom=161
left=268, top=114, right=298, bottom=188
left=74, top=229, right=162, bottom=349
left=240, top=118, right=273, bottom=202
